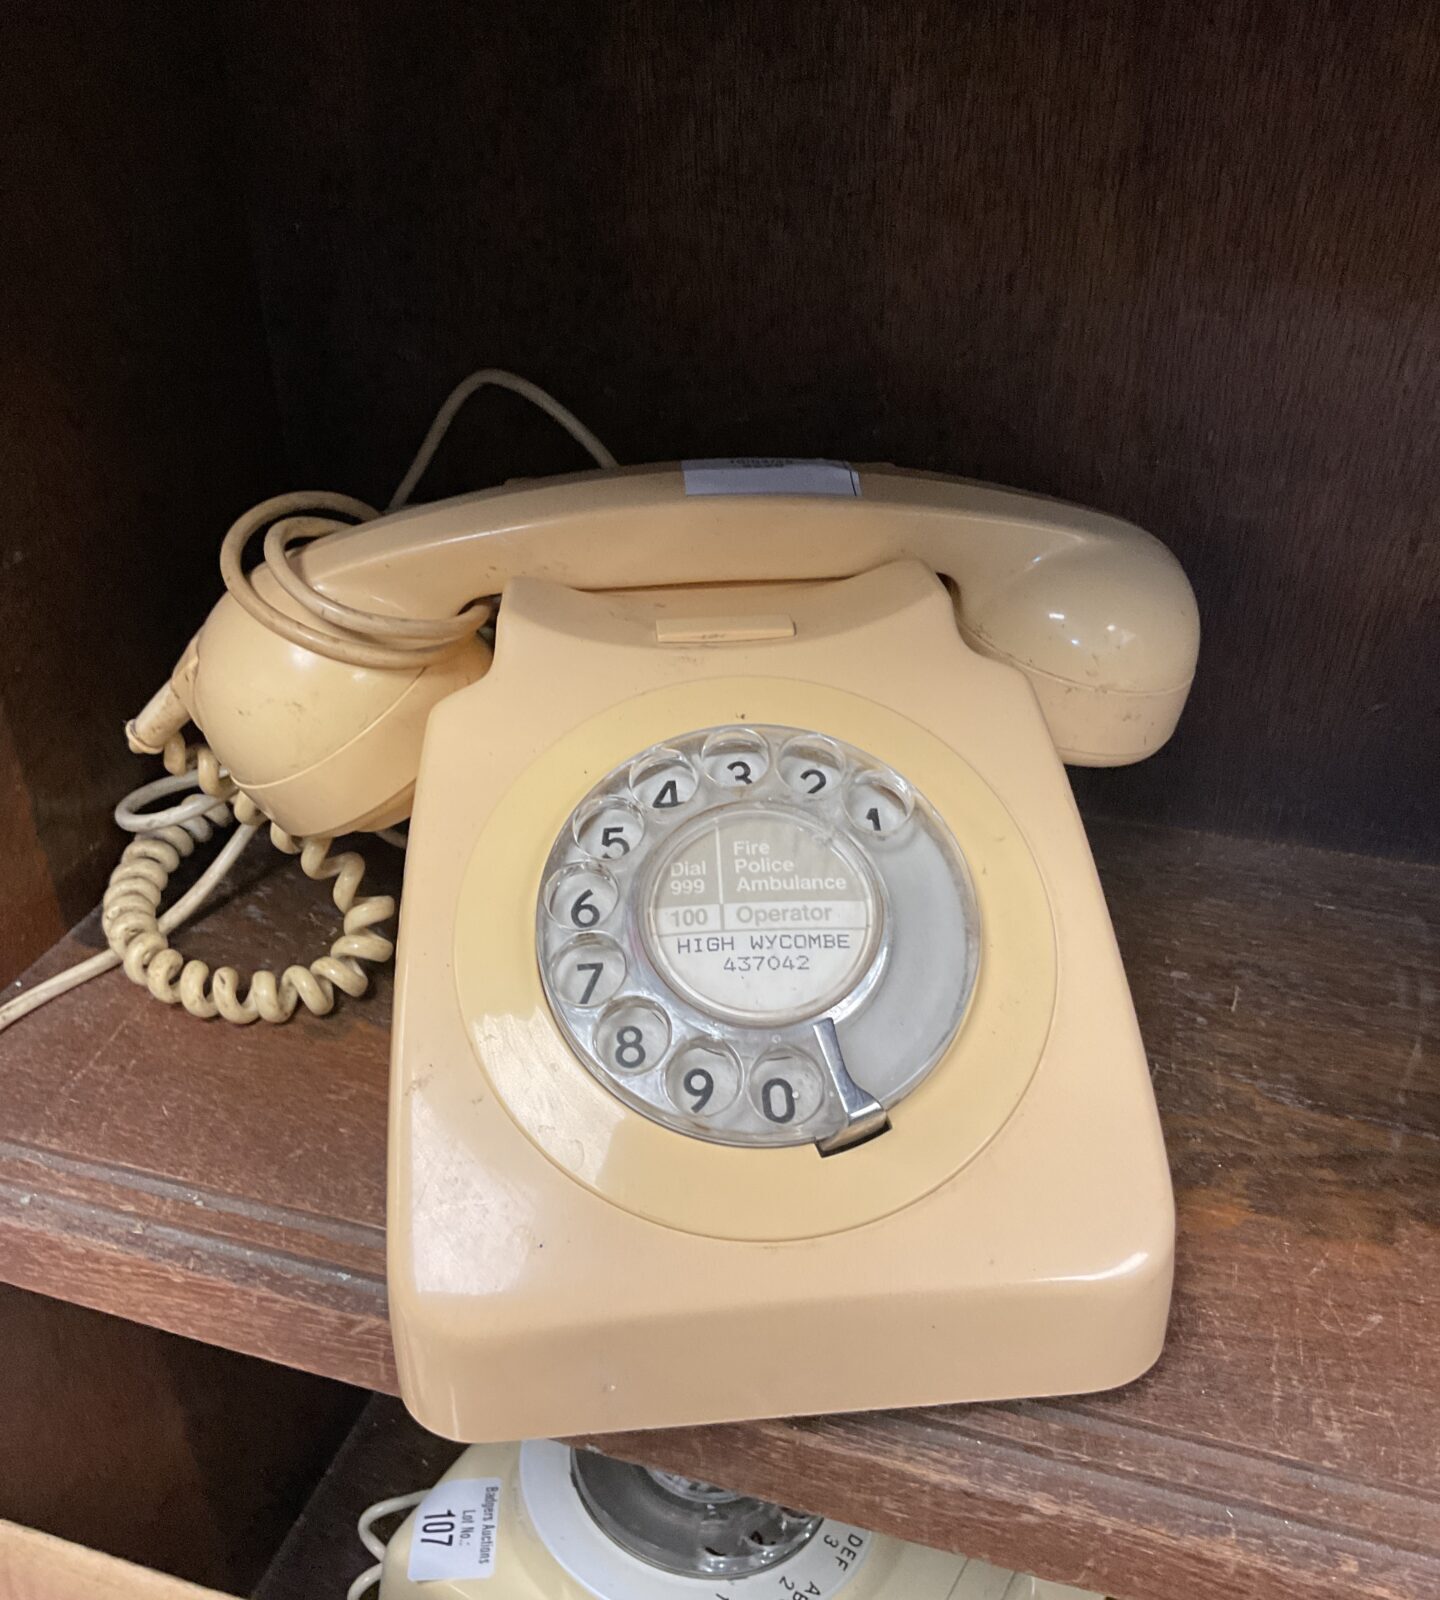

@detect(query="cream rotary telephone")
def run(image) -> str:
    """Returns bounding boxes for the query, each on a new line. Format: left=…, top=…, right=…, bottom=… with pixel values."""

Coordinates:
left=0, top=371, right=1197, bottom=1439
left=347, top=1439, right=1105, bottom=1600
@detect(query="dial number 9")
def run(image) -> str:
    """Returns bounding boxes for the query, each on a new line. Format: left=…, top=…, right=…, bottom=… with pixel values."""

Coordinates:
left=665, top=1043, right=741, bottom=1118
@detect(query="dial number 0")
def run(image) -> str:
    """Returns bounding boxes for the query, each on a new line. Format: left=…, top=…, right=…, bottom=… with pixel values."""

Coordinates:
left=750, top=1051, right=825, bottom=1127
left=761, top=1076, right=797, bottom=1122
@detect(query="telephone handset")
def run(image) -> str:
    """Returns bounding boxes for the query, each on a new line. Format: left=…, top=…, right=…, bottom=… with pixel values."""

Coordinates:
left=0, top=371, right=1197, bottom=1438
left=129, top=456, right=1197, bottom=845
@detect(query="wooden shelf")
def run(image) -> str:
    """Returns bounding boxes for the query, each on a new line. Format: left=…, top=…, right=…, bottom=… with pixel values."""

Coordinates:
left=0, top=820, right=1435, bottom=1600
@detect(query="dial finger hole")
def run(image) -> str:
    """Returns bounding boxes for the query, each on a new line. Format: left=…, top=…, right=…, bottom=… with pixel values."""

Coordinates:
left=629, top=748, right=700, bottom=814
left=544, top=862, right=619, bottom=931
left=700, top=727, right=770, bottom=789
left=778, top=734, right=845, bottom=800
left=749, top=1048, right=827, bottom=1128
left=573, top=797, right=644, bottom=861
left=665, top=1040, right=742, bottom=1118
left=594, top=999, right=671, bottom=1074
left=550, top=934, right=626, bottom=1008
left=844, top=769, right=914, bottom=838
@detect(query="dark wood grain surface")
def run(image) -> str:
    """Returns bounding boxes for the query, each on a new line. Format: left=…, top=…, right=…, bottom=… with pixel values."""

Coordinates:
left=0, top=819, right=1433, bottom=1599
left=0, top=3, right=286, bottom=985
left=215, top=0, right=1440, bottom=860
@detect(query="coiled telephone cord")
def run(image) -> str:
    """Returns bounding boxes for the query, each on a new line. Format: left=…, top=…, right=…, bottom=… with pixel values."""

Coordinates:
left=99, top=737, right=397, bottom=1023
left=0, top=741, right=399, bottom=1034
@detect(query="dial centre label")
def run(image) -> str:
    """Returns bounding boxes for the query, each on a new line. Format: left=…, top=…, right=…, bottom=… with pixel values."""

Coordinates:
left=645, top=808, right=880, bottom=1023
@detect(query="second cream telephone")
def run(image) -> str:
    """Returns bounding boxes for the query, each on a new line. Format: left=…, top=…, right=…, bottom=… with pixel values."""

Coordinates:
left=5, top=371, right=1199, bottom=1440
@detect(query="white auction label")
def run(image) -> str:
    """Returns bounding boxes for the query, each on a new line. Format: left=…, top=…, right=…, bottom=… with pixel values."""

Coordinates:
left=646, top=809, right=879, bottom=1023
left=682, top=458, right=861, bottom=497
left=407, top=1476, right=502, bottom=1582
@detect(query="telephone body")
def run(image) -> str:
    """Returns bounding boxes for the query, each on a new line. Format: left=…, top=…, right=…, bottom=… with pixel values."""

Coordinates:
left=372, top=1439, right=1104, bottom=1599
left=128, top=460, right=1197, bottom=1440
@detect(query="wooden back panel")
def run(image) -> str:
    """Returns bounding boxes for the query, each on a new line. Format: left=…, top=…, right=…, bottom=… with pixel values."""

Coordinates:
left=0, top=6, right=285, bottom=982
left=221, top=0, right=1440, bottom=860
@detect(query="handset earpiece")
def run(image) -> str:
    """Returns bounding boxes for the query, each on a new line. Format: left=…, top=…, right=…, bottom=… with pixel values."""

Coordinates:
left=946, top=524, right=1199, bottom=766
